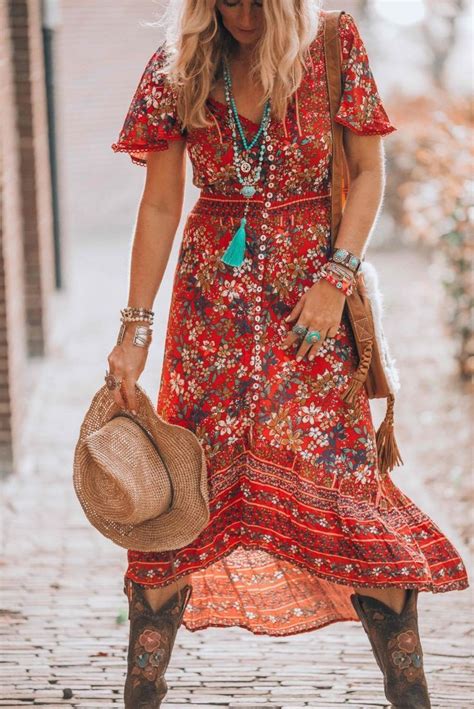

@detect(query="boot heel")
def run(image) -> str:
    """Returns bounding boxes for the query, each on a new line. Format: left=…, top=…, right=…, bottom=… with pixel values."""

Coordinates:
left=124, top=579, right=193, bottom=709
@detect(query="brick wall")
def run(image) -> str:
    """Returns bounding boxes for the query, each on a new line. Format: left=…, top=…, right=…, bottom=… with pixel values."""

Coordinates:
left=8, top=0, right=54, bottom=358
left=0, top=0, right=56, bottom=476
left=0, top=0, right=28, bottom=476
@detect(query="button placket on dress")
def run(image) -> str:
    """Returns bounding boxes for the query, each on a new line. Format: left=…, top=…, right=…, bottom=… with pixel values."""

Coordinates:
left=249, top=132, right=274, bottom=425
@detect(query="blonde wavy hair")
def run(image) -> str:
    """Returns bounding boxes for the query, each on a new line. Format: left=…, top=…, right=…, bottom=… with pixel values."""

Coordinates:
left=151, top=0, right=323, bottom=131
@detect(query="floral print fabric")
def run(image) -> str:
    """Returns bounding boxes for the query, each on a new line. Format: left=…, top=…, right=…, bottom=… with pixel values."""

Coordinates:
left=111, top=10, right=469, bottom=637
left=334, top=12, right=396, bottom=135
left=111, top=46, right=186, bottom=165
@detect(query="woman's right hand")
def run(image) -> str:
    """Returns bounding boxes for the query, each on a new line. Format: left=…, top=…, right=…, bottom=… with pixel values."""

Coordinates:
left=106, top=324, right=151, bottom=413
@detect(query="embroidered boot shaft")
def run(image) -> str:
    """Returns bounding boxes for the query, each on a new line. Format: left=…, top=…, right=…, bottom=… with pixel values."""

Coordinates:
left=123, top=578, right=193, bottom=709
left=350, top=589, right=431, bottom=708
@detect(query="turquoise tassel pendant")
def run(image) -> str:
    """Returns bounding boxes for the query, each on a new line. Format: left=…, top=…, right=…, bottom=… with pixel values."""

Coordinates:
left=221, top=217, right=247, bottom=267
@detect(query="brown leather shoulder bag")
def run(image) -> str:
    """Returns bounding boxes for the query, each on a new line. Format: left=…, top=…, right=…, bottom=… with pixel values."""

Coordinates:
left=323, top=10, right=403, bottom=476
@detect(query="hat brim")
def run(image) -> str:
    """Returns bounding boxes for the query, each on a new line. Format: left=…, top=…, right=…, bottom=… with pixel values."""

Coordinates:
left=73, top=382, right=210, bottom=551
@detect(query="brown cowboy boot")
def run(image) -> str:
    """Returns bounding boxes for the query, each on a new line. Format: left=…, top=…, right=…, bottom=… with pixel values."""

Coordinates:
left=350, top=589, right=431, bottom=708
left=123, top=578, right=193, bottom=709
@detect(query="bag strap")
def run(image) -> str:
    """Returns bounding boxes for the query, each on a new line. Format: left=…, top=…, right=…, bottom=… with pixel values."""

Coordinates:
left=323, top=10, right=350, bottom=251
left=323, top=15, right=403, bottom=476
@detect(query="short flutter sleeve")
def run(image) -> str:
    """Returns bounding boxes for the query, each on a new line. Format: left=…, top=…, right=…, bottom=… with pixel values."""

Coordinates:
left=111, top=44, right=186, bottom=166
left=334, top=12, right=397, bottom=136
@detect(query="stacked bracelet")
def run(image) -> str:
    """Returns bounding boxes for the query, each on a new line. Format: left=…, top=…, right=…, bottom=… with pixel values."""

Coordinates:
left=117, top=306, right=154, bottom=348
left=320, top=261, right=355, bottom=296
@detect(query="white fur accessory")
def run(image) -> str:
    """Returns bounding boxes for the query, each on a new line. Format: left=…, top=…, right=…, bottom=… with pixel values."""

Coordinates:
left=360, top=261, right=401, bottom=395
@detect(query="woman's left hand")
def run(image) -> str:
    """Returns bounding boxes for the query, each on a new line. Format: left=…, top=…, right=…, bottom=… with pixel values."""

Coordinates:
left=281, top=279, right=346, bottom=361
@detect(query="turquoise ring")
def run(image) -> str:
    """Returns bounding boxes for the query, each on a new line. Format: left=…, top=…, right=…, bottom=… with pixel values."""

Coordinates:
left=305, top=329, right=322, bottom=344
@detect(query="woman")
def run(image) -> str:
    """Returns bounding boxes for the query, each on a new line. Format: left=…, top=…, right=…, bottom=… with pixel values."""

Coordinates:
left=109, top=1, right=469, bottom=706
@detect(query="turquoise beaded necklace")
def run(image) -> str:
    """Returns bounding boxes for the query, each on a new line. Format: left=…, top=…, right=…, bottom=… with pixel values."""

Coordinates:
left=220, top=54, right=272, bottom=267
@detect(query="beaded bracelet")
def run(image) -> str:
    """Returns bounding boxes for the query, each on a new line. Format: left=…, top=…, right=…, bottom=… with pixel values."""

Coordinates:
left=123, top=305, right=154, bottom=313
left=121, top=306, right=154, bottom=325
left=121, top=306, right=154, bottom=318
left=121, top=313, right=154, bottom=324
left=325, top=261, right=356, bottom=281
left=329, top=260, right=356, bottom=286
left=320, top=262, right=355, bottom=296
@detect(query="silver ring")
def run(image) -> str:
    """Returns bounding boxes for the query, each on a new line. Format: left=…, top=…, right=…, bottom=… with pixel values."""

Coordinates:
left=292, top=323, right=308, bottom=337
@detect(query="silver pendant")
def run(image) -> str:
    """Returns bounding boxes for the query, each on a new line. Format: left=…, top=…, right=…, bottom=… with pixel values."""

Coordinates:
left=240, top=160, right=251, bottom=174
left=241, top=185, right=256, bottom=198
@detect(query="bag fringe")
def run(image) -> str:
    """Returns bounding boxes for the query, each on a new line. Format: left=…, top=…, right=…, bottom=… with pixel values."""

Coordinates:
left=375, top=393, right=403, bottom=476
left=342, top=339, right=373, bottom=404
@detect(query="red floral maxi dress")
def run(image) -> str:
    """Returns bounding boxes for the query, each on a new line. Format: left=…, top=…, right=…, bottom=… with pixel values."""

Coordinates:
left=111, top=10, right=469, bottom=636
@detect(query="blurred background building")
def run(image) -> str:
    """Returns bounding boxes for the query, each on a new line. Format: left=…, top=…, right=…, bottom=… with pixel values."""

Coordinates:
left=1, top=0, right=59, bottom=475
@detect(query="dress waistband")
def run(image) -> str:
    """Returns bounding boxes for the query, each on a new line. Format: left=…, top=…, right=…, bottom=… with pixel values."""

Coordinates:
left=193, top=191, right=331, bottom=215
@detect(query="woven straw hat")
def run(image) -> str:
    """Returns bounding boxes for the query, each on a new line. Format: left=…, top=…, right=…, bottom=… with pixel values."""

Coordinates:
left=73, top=382, right=209, bottom=552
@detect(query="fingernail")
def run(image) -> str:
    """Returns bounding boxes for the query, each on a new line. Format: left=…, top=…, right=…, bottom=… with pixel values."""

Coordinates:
left=131, top=409, right=137, bottom=415
left=296, top=356, right=302, bottom=362
left=285, top=315, right=290, bottom=321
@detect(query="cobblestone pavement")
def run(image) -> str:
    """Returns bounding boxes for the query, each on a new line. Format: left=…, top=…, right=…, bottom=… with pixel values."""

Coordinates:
left=0, top=232, right=472, bottom=708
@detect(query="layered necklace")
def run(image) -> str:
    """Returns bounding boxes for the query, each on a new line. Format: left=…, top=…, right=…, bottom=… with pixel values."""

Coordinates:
left=220, top=53, right=272, bottom=268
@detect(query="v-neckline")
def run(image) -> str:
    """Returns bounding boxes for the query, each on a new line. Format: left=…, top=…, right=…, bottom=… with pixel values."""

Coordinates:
left=206, top=95, right=262, bottom=130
